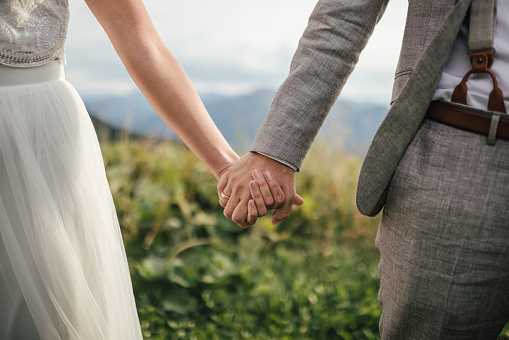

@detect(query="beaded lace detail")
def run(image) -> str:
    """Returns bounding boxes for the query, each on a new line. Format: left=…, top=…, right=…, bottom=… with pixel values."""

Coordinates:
left=0, top=0, right=69, bottom=67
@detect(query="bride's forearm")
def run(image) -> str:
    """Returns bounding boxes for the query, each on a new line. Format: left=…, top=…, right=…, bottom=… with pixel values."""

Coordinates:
left=85, top=0, right=239, bottom=179
left=125, top=44, right=239, bottom=179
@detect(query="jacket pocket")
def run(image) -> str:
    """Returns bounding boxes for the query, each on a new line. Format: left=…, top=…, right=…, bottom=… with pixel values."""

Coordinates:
left=391, top=70, right=412, bottom=104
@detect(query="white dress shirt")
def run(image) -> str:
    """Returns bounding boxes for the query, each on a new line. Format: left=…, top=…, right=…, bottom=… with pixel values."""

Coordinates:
left=433, top=1, right=509, bottom=110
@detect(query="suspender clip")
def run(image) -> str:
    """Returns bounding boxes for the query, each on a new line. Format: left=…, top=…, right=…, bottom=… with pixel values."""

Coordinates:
left=451, top=48, right=506, bottom=114
left=469, top=49, right=494, bottom=73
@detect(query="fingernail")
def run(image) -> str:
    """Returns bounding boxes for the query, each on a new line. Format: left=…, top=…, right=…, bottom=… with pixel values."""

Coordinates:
left=265, top=171, right=274, bottom=180
left=253, top=169, right=262, bottom=178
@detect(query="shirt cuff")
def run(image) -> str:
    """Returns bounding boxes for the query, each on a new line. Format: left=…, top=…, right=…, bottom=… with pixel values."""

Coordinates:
left=254, top=152, right=299, bottom=172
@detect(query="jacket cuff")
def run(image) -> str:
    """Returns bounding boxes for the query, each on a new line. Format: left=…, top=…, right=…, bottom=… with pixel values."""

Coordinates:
left=250, top=150, right=300, bottom=172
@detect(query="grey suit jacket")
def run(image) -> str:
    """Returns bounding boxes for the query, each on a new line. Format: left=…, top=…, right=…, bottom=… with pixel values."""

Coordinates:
left=251, top=0, right=474, bottom=216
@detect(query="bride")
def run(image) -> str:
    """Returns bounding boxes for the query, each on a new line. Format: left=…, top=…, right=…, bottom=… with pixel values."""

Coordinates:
left=0, top=0, right=284, bottom=339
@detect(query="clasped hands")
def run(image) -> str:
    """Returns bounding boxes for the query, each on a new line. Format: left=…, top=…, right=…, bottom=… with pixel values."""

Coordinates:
left=217, top=152, right=304, bottom=228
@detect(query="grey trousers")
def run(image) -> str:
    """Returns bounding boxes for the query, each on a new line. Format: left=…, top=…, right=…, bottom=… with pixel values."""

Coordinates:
left=377, top=119, right=509, bottom=339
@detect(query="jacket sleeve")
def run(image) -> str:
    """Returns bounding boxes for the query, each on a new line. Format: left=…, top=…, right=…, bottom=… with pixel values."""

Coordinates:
left=250, top=0, right=390, bottom=171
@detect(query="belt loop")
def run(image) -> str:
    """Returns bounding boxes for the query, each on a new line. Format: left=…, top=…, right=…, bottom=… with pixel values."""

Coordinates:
left=488, top=112, right=501, bottom=145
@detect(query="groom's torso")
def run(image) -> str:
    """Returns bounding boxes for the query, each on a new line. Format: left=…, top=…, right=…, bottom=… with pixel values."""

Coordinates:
left=357, top=0, right=474, bottom=216
left=391, top=0, right=457, bottom=104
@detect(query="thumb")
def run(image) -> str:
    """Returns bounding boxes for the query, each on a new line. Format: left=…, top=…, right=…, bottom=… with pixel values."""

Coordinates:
left=293, top=194, right=304, bottom=206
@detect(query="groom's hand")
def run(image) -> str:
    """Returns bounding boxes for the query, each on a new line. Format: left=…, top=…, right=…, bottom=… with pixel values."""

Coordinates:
left=217, top=152, right=302, bottom=227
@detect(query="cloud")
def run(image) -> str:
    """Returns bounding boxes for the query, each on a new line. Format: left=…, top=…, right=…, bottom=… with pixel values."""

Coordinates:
left=66, top=0, right=407, bottom=104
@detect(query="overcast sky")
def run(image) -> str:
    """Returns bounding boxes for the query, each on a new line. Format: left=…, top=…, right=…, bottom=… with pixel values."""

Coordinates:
left=66, top=0, right=408, bottom=104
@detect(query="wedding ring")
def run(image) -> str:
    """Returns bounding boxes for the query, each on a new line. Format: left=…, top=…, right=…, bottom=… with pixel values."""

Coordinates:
left=221, top=192, right=230, bottom=200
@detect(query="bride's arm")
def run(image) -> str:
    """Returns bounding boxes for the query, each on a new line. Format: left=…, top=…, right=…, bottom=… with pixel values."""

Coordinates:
left=84, top=0, right=237, bottom=179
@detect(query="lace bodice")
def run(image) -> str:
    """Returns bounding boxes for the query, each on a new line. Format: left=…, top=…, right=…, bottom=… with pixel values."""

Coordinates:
left=0, top=0, right=69, bottom=67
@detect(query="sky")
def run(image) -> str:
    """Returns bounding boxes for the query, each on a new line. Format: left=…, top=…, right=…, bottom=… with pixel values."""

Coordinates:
left=66, top=0, right=408, bottom=105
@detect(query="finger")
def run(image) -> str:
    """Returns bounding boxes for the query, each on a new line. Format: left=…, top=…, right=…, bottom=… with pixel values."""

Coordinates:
left=252, top=169, right=274, bottom=207
left=230, top=198, right=251, bottom=228
left=270, top=191, right=295, bottom=225
left=264, top=171, right=286, bottom=210
left=217, top=173, right=229, bottom=207
left=218, top=192, right=231, bottom=208
left=271, top=204, right=292, bottom=225
left=246, top=199, right=259, bottom=225
left=293, top=194, right=304, bottom=206
left=218, top=186, right=225, bottom=207
left=222, top=184, right=239, bottom=220
left=249, top=180, right=268, bottom=217
left=223, top=194, right=239, bottom=220
left=218, top=185, right=231, bottom=208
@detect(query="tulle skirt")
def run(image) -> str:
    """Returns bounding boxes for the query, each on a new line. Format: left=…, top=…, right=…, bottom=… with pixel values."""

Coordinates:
left=0, top=62, right=143, bottom=340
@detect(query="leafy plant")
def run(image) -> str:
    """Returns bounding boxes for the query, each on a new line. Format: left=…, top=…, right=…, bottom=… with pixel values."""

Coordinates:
left=101, top=140, right=380, bottom=339
left=101, top=139, right=509, bottom=339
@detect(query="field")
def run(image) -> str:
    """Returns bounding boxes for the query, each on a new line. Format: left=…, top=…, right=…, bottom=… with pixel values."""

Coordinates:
left=101, top=139, right=509, bottom=340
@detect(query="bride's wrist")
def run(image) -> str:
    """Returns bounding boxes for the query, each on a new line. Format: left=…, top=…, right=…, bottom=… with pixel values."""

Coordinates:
left=217, top=163, right=233, bottom=180
left=212, top=151, right=239, bottom=180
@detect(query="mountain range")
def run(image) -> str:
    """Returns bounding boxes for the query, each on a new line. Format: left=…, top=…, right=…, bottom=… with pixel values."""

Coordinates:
left=83, top=89, right=389, bottom=155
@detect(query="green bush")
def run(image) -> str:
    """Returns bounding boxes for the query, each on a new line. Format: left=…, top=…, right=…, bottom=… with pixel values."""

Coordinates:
left=102, top=139, right=509, bottom=339
left=102, top=140, right=381, bottom=339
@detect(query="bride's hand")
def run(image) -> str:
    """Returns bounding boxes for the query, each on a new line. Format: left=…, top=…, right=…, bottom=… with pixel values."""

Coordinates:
left=218, top=167, right=284, bottom=227
left=218, top=170, right=281, bottom=227
left=217, top=156, right=289, bottom=227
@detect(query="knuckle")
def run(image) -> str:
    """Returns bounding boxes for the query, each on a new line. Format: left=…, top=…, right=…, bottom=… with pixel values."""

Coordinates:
left=251, top=190, right=261, bottom=199
left=258, top=207, right=267, bottom=216
left=233, top=182, right=244, bottom=192
left=279, top=212, right=291, bottom=220
left=269, top=180, right=279, bottom=188
left=232, top=213, right=243, bottom=224
left=223, top=209, right=232, bottom=219
left=256, top=176, right=266, bottom=185
left=232, top=181, right=245, bottom=190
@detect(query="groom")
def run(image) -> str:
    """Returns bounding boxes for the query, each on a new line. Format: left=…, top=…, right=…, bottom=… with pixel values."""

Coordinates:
left=219, top=0, right=509, bottom=338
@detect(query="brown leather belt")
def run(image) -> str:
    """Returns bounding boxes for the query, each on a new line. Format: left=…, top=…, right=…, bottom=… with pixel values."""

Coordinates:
left=426, top=101, right=509, bottom=141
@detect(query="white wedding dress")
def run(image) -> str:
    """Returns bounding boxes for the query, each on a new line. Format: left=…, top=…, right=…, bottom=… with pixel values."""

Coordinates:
left=0, top=1, right=143, bottom=339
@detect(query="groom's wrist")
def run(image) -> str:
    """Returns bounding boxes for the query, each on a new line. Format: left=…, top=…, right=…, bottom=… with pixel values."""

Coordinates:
left=252, top=152, right=298, bottom=172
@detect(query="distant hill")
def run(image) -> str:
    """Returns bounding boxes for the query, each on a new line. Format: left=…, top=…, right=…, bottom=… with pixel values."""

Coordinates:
left=89, top=113, right=145, bottom=141
left=83, top=90, right=389, bottom=155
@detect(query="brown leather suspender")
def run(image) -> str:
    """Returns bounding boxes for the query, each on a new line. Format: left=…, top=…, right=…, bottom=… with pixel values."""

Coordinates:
left=451, top=0, right=506, bottom=113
